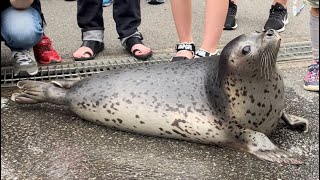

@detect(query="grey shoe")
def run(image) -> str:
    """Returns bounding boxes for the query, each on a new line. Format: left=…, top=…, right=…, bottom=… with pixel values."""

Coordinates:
left=11, top=50, right=39, bottom=76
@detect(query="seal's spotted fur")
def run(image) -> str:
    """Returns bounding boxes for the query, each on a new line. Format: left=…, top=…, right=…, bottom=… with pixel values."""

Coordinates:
left=13, top=30, right=308, bottom=164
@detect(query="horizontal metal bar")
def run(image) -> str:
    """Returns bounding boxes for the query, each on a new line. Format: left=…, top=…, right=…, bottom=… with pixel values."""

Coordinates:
left=1, top=42, right=313, bottom=88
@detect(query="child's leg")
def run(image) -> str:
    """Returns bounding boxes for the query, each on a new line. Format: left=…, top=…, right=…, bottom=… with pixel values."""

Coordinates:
left=199, top=0, right=228, bottom=54
left=170, top=0, right=194, bottom=59
left=310, top=7, right=319, bottom=61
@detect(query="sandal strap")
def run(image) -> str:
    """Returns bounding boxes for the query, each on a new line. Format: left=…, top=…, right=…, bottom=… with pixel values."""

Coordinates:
left=175, top=43, right=195, bottom=53
left=195, top=49, right=219, bottom=58
left=126, top=37, right=143, bottom=52
left=81, top=40, right=104, bottom=54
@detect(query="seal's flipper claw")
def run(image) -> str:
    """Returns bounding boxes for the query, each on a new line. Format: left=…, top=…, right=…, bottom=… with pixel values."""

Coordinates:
left=51, top=78, right=80, bottom=89
left=281, top=113, right=309, bottom=133
left=13, top=94, right=42, bottom=104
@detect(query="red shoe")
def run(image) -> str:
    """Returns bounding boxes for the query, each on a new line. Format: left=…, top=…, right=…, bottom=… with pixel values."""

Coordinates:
left=33, top=35, right=62, bottom=64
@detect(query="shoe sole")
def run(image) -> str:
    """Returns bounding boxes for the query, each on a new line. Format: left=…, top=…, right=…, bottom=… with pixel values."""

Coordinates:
left=39, top=59, right=61, bottom=65
left=14, top=68, right=39, bottom=77
left=224, top=23, right=238, bottom=30
left=303, top=85, right=319, bottom=92
left=263, top=18, right=289, bottom=33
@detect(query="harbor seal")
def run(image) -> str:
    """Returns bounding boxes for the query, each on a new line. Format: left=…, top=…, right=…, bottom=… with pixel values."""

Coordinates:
left=12, top=29, right=308, bottom=164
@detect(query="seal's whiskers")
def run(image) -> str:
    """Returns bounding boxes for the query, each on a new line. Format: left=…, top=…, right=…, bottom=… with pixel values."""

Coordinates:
left=260, top=45, right=278, bottom=80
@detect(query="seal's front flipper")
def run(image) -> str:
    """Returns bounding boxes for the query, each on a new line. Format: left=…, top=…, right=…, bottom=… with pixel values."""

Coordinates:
left=225, top=129, right=304, bottom=165
left=51, top=78, right=80, bottom=89
left=12, top=80, right=67, bottom=105
left=281, top=112, right=309, bottom=133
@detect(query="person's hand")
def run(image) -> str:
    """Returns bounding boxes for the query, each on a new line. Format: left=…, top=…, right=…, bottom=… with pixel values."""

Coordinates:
left=10, top=0, right=34, bottom=10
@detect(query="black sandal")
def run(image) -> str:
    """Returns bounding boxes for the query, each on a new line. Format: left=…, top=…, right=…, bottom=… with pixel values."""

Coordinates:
left=125, top=37, right=153, bottom=60
left=171, top=42, right=196, bottom=62
left=74, top=40, right=105, bottom=61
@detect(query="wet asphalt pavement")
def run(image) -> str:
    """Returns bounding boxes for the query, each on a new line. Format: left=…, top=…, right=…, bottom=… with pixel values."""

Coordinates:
left=1, top=0, right=319, bottom=179
left=1, top=60, right=319, bottom=180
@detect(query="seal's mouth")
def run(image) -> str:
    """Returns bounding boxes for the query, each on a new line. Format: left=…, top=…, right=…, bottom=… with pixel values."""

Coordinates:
left=263, top=29, right=281, bottom=44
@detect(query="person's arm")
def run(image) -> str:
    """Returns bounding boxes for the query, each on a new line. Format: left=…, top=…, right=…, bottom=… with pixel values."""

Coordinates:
left=10, top=0, right=34, bottom=10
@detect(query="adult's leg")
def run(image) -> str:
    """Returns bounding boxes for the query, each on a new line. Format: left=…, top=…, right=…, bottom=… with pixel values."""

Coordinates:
left=73, top=0, right=104, bottom=59
left=272, top=0, right=287, bottom=7
left=170, top=0, right=194, bottom=59
left=303, top=5, right=319, bottom=91
left=1, top=7, right=43, bottom=51
left=113, top=0, right=151, bottom=59
left=200, top=0, right=228, bottom=54
left=310, top=7, right=319, bottom=61
left=1, top=7, right=42, bottom=75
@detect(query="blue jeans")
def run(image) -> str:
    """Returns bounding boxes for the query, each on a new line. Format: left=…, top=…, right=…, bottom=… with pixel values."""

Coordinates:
left=1, top=7, right=43, bottom=51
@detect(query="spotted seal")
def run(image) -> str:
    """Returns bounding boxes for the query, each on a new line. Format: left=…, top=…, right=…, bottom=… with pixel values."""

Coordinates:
left=12, top=29, right=308, bottom=164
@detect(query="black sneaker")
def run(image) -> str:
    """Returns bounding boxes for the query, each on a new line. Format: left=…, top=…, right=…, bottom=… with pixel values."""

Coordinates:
left=224, top=1, right=238, bottom=30
left=263, top=3, right=288, bottom=32
left=146, top=0, right=166, bottom=4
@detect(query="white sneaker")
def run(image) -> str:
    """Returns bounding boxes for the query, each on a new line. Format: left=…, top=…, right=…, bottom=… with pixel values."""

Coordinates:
left=11, top=50, right=38, bottom=76
left=195, top=49, right=219, bottom=58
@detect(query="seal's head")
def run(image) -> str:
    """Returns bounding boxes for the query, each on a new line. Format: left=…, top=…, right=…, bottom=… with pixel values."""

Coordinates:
left=219, top=29, right=281, bottom=79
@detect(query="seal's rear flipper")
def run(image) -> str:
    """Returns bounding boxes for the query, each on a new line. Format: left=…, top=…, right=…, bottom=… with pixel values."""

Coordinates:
left=281, top=112, right=309, bottom=133
left=224, top=128, right=304, bottom=165
left=12, top=80, right=67, bottom=105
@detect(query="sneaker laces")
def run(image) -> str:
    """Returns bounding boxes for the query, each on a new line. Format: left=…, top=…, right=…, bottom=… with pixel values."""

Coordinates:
left=228, top=2, right=237, bottom=15
left=269, top=5, right=286, bottom=19
left=35, top=37, right=53, bottom=52
left=12, top=50, right=33, bottom=64
left=307, top=62, right=319, bottom=71
left=306, top=62, right=319, bottom=82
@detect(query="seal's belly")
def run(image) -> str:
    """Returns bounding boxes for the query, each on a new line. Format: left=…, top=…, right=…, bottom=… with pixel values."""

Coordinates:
left=66, top=59, right=226, bottom=143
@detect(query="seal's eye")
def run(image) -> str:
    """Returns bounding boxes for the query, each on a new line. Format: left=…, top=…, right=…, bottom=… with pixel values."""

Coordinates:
left=242, top=46, right=251, bottom=55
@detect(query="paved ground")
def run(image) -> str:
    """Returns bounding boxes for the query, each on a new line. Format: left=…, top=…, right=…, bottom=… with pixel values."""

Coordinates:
left=1, top=60, right=319, bottom=180
left=1, top=0, right=319, bottom=180
left=0, top=0, right=312, bottom=63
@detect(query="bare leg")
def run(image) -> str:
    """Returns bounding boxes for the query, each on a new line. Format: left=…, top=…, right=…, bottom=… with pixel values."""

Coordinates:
left=273, top=0, right=287, bottom=7
left=170, top=0, right=194, bottom=59
left=200, top=0, right=228, bottom=54
left=311, top=7, right=319, bottom=17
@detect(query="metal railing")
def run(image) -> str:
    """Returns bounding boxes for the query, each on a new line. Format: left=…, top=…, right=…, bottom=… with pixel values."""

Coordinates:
left=1, top=42, right=312, bottom=87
